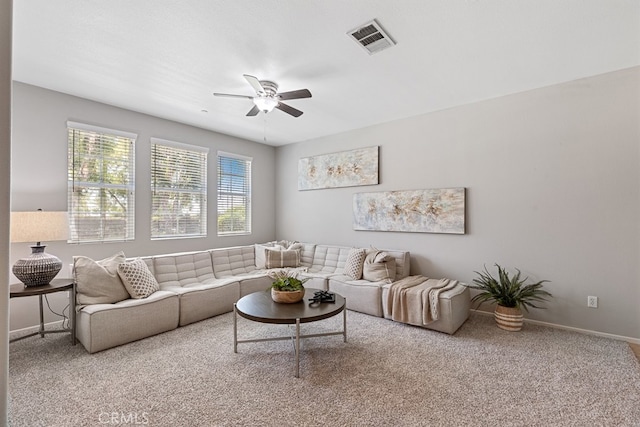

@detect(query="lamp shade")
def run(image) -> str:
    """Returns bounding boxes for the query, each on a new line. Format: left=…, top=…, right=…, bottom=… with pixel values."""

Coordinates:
left=11, top=210, right=69, bottom=287
left=11, top=211, right=69, bottom=243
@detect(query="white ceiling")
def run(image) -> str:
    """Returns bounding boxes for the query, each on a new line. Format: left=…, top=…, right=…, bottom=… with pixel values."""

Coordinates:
left=12, top=0, right=640, bottom=146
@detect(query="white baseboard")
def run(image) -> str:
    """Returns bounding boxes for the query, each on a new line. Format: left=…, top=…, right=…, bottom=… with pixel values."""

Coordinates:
left=13, top=312, right=640, bottom=346
left=9, top=319, right=66, bottom=339
left=471, top=309, right=640, bottom=345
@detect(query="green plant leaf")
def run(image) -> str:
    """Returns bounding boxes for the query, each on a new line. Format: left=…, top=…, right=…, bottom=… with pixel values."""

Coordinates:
left=464, top=264, right=552, bottom=311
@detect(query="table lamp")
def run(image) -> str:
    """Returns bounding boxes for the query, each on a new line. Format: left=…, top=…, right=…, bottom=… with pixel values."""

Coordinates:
left=11, top=210, right=69, bottom=287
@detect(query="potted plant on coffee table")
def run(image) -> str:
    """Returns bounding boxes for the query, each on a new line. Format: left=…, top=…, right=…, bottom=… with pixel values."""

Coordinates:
left=465, top=264, right=551, bottom=331
left=268, top=270, right=309, bottom=303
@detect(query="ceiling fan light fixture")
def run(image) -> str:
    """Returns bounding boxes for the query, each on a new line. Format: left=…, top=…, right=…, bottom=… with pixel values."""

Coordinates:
left=214, top=74, right=309, bottom=118
left=253, top=96, right=278, bottom=113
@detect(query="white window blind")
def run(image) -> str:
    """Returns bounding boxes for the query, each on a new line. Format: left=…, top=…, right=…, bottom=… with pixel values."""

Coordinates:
left=151, top=138, right=208, bottom=239
left=217, top=152, right=252, bottom=236
left=67, top=122, right=136, bottom=243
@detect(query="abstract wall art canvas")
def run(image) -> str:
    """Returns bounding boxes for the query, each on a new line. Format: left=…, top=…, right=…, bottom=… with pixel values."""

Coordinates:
left=298, top=146, right=379, bottom=191
left=353, top=188, right=466, bottom=234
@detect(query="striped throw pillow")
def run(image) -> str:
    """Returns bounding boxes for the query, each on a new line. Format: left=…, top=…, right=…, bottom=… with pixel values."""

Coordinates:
left=265, top=248, right=301, bottom=268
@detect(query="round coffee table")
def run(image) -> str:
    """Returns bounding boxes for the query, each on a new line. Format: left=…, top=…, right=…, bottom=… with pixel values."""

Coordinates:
left=233, top=288, right=346, bottom=378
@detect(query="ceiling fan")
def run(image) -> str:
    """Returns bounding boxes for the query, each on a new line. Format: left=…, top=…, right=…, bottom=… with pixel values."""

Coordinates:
left=214, top=74, right=311, bottom=118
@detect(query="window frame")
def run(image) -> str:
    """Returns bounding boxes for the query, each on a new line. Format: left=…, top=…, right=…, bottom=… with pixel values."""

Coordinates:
left=217, top=151, right=252, bottom=236
left=67, top=121, right=136, bottom=244
left=150, top=138, right=209, bottom=240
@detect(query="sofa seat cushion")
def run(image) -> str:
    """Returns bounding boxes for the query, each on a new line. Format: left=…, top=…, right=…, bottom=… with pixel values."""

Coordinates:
left=228, top=270, right=269, bottom=278
left=75, top=290, right=179, bottom=353
left=162, top=277, right=239, bottom=294
left=163, top=281, right=241, bottom=326
left=328, top=276, right=384, bottom=317
left=298, top=271, right=343, bottom=291
left=237, top=275, right=274, bottom=297
left=381, top=281, right=471, bottom=334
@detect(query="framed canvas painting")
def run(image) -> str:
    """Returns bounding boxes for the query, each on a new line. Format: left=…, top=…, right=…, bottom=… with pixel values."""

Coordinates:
left=298, top=146, right=378, bottom=190
left=353, top=188, right=466, bottom=234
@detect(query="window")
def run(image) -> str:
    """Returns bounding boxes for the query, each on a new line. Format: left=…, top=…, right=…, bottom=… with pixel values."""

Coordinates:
left=67, top=121, right=136, bottom=243
left=217, top=152, right=252, bottom=236
left=151, top=138, right=208, bottom=239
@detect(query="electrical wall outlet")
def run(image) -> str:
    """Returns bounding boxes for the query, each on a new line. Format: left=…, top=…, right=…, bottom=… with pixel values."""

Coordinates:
left=587, top=296, right=598, bottom=308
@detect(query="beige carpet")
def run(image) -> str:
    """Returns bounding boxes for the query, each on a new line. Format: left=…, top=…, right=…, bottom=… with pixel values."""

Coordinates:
left=630, top=343, right=640, bottom=362
left=9, top=311, right=640, bottom=426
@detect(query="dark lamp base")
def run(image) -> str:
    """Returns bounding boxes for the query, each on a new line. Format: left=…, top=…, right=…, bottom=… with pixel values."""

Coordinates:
left=12, top=245, right=62, bottom=287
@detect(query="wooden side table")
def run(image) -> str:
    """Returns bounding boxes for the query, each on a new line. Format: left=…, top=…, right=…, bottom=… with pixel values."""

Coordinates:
left=9, top=278, right=76, bottom=345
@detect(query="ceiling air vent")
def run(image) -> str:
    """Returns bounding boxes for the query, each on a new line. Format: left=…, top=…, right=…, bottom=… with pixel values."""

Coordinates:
left=348, top=19, right=395, bottom=55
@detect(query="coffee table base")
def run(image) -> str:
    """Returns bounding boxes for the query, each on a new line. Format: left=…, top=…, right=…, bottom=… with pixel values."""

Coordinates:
left=233, top=304, right=347, bottom=378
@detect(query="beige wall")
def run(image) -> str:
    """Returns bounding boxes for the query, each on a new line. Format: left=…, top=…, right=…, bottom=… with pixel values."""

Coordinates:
left=275, top=67, right=640, bottom=340
left=9, top=82, right=276, bottom=331
left=1, top=0, right=11, bottom=422
left=9, top=68, right=640, bottom=341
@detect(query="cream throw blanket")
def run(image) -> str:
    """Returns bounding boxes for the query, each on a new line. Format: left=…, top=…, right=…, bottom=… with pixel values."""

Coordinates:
left=387, top=276, right=459, bottom=325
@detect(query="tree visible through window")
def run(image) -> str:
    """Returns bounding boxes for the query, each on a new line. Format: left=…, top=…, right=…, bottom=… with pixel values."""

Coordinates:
left=67, top=122, right=136, bottom=243
left=151, top=139, right=208, bottom=239
left=217, top=152, right=252, bottom=235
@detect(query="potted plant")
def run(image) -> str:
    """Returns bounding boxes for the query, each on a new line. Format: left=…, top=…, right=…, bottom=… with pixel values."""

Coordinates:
left=465, top=264, right=551, bottom=331
left=268, top=270, right=309, bottom=303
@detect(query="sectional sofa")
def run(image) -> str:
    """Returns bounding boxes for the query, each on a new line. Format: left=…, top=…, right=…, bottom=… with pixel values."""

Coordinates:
left=74, top=242, right=470, bottom=353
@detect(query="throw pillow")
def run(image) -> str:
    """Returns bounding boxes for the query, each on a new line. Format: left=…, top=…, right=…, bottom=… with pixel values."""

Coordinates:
left=255, top=244, right=277, bottom=269
left=362, top=250, right=397, bottom=283
left=264, top=248, right=300, bottom=268
left=286, top=242, right=303, bottom=251
left=343, top=248, right=367, bottom=280
left=117, top=258, right=160, bottom=299
left=73, top=252, right=130, bottom=305
left=278, top=240, right=299, bottom=249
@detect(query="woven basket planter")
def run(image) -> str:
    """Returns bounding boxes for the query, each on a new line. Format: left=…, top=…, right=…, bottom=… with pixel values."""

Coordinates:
left=271, top=288, right=304, bottom=304
left=494, top=305, right=523, bottom=331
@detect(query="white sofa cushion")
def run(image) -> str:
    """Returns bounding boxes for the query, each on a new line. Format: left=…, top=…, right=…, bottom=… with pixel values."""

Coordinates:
left=153, top=251, right=216, bottom=288
left=296, top=243, right=316, bottom=267
left=211, top=246, right=257, bottom=277
left=74, top=252, right=130, bottom=305
left=163, top=280, right=241, bottom=326
left=75, top=290, right=179, bottom=353
left=308, top=245, right=352, bottom=274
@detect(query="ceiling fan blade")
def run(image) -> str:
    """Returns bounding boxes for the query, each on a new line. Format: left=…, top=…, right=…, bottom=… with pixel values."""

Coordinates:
left=213, top=92, right=253, bottom=99
left=243, top=74, right=265, bottom=95
left=276, top=102, right=303, bottom=118
left=278, top=89, right=312, bottom=100
left=246, top=105, right=260, bottom=116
